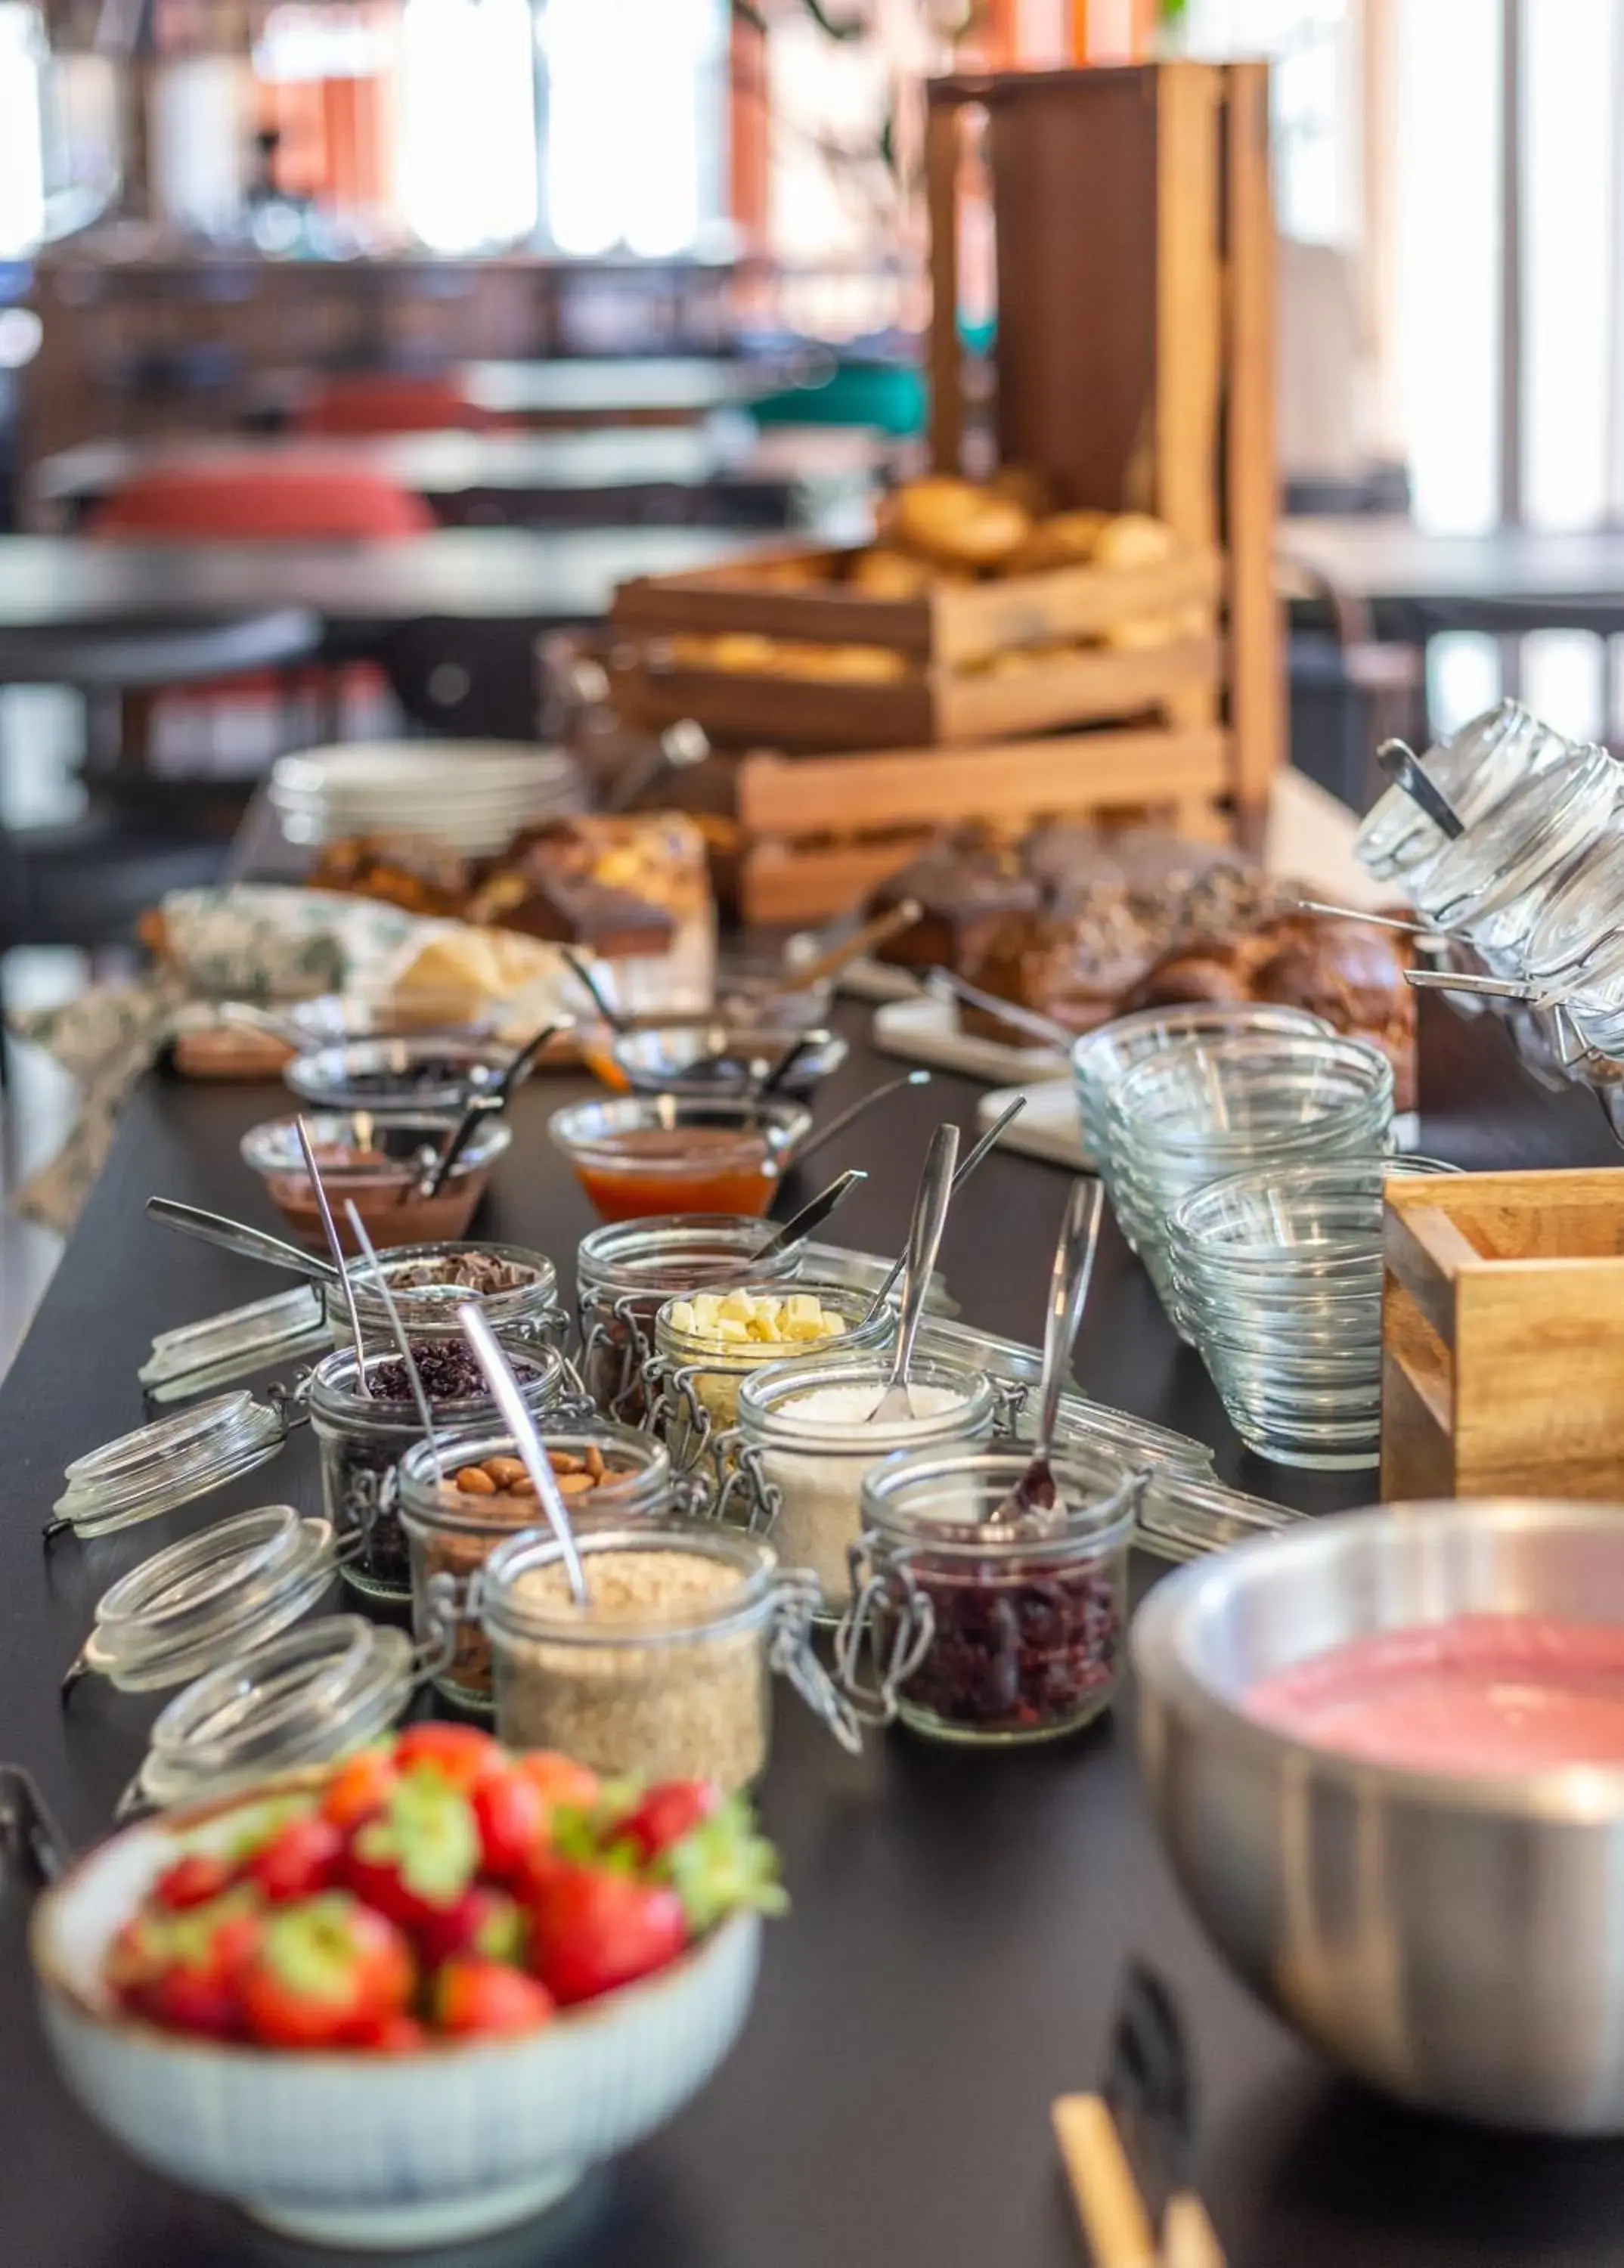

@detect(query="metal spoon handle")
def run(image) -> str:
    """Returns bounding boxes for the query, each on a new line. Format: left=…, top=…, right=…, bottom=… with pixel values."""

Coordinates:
left=346, top=1204, right=439, bottom=1469
left=559, top=948, right=624, bottom=1032
left=457, top=1303, right=588, bottom=1607
left=145, top=1196, right=339, bottom=1285
left=866, top=1094, right=1027, bottom=1315
left=493, top=1017, right=569, bottom=1110
left=1293, top=898, right=1437, bottom=937
left=1404, top=968, right=1561, bottom=1003
left=923, top=967, right=1074, bottom=1049
left=1034, top=1177, right=1105, bottom=1460
left=755, top=1168, right=866, bottom=1260
left=753, top=1029, right=826, bottom=1098
left=1376, top=739, right=1466, bottom=841
left=790, top=1069, right=931, bottom=1167
left=886, top=1123, right=960, bottom=1394
left=296, top=1117, right=370, bottom=1387
left=789, top=899, right=922, bottom=991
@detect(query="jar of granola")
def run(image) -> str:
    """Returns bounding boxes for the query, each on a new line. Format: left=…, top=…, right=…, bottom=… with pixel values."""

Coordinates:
left=398, top=1424, right=682, bottom=1711
left=479, top=1522, right=857, bottom=1788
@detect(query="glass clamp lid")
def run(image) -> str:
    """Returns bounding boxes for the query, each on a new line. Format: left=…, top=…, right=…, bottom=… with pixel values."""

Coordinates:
left=125, top=1614, right=417, bottom=1817
left=48, top=1390, right=295, bottom=1544
left=139, top=1285, right=330, bottom=1405
left=65, top=1506, right=338, bottom=1698
left=1135, top=1470, right=1305, bottom=1563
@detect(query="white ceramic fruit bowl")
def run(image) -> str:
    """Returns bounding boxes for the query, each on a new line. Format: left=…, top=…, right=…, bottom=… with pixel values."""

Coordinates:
left=29, top=1782, right=761, bottom=2251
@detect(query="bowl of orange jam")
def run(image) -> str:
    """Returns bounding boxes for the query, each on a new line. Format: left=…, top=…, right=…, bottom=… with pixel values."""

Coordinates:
left=549, top=1097, right=812, bottom=1222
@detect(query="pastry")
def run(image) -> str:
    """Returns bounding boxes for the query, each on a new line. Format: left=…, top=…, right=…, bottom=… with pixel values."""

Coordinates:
left=887, top=475, right=1032, bottom=572
left=869, top=835, right=1041, bottom=974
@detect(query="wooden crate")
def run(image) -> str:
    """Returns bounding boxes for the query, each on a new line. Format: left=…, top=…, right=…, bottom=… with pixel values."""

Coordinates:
left=607, top=59, right=1277, bottom=917
left=1382, top=1170, right=1624, bottom=1501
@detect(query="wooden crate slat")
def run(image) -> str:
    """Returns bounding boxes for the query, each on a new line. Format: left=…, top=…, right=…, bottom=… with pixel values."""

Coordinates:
left=737, top=724, right=1229, bottom=835
left=937, top=635, right=1222, bottom=742
left=609, top=660, right=934, bottom=748
left=612, top=560, right=935, bottom=655
left=930, top=548, right=1222, bottom=665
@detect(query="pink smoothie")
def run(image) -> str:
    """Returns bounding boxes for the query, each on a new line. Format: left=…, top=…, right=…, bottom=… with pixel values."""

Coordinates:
left=1244, top=1614, right=1624, bottom=1774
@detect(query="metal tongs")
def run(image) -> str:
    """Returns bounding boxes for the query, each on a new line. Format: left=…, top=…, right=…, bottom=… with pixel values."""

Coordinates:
left=1052, top=1963, right=1226, bottom=2267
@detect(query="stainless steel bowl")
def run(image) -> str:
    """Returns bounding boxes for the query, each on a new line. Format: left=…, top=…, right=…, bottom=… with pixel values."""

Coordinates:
left=1133, top=1498, right=1624, bottom=2132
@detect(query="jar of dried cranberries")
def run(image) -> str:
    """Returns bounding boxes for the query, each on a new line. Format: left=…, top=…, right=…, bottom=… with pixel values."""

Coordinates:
left=835, top=1444, right=1144, bottom=1746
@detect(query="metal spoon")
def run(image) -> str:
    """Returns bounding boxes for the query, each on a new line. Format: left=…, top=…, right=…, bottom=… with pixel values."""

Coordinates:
left=922, top=967, right=1074, bottom=1050
left=296, top=1117, right=370, bottom=1394
left=1405, top=968, right=1565, bottom=1006
left=146, top=1196, right=339, bottom=1286
left=867, top=1122, right=960, bottom=1424
left=346, top=1204, right=440, bottom=1473
left=789, top=1069, right=931, bottom=1168
left=458, top=1303, right=588, bottom=1607
left=988, top=1176, right=1105, bottom=1525
left=753, top=1168, right=867, bottom=1261
left=1376, top=739, right=1467, bottom=841
left=559, top=947, right=626, bottom=1033
left=408, top=1018, right=569, bottom=1201
left=1293, top=898, right=1439, bottom=939
left=600, top=716, right=711, bottom=815
left=779, top=899, right=923, bottom=993
left=752, top=1029, right=828, bottom=1098
left=863, top=1094, right=1027, bottom=1318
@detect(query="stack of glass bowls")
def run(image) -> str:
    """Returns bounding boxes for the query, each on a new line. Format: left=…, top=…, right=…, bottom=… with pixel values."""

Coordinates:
left=1164, top=1157, right=1458, bottom=1469
left=1108, top=1032, right=1396, bottom=1318
left=1071, top=1003, right=1330, bottom=1242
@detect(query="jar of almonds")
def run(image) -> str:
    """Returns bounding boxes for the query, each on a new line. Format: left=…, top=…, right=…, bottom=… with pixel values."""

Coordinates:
left=397, top=1424, right=679, bottom=1712
left=649, top=1279, right=884, bottom=1470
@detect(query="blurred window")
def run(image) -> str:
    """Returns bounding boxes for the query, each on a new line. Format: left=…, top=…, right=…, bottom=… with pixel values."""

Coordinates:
left=0, top=4, right=45, bottom=257
left=399, top=0, right=538, bottom=251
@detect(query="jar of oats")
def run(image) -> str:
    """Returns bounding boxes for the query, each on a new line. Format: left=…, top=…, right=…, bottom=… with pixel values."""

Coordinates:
left=649, top=1279, right=884, bottom=1468
left=480, top=1522, right=855, bottom=1787
left=398, top=1424, right=680, bottom=1712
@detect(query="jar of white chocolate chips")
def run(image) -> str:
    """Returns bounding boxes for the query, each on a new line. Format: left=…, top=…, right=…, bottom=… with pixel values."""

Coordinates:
left=649, top=1281, right=885, bottom=1471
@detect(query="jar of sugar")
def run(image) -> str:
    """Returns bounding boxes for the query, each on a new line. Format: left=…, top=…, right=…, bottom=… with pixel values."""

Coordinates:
left=722, top=1356, right=995, bottom=1618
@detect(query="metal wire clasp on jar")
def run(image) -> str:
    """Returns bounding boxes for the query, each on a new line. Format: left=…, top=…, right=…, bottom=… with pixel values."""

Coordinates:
left=469, top=1521, right=860, bottom=1789
left=834, top=1445, right=1145, bottom=1746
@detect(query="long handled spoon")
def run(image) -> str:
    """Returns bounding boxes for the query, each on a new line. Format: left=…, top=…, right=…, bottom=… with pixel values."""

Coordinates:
left=867, top=1123, right=960, bottom=1424
left=1405, top=967, right=1566, bottom=1007
left=988, top=1176, right=1105, bottom=1524
left=408, top=1018, right=569, bottom=1202
left=458, top=1303, right=588, bottom=1607
left=559, top=947, right=626, bottom=1033
left=863, top=1094, right=1027, bottom=1316
left=1376, top=739, right=1466, bottom=841
left=346, top=1204, right=440, bottom=1473
left=1292, top=897, right=1439, bottom=938
left=146, top=1196, right=339, bottom=1287
left=753, top=1168, right=867, bottom=1262
left=296, top=1117, right=370, bottom=1394
left=751, top=1028, right=829, bottom=1098
left=789, top=1069, right=931, bottom=1168
left=779, top=900, right=923, bottom=993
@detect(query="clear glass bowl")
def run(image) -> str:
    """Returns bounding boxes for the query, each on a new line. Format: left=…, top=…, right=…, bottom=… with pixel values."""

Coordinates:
left=284, top=1035, right=519, bottom=1113
left=1108, top=1033, right=1396, bottom=1315
left=1071, top=1004, right=1330, bottom=1243
left=1354, top=702, right=1576, bottom=880
left=610, top=1023, right=848, bottom=1101
left=240, top=1109, right=512, bottom=1252
left=838, top=1445, right=1142, bottom=1745
left=550, top=1095, right=810, bottom=1223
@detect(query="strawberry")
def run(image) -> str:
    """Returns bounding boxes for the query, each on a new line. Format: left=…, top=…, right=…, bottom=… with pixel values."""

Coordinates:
left=353, top=2010, right=428, bottom=2054
left=240, top=1893, right=414, bottom=2050
left=470, top=1765, right=548, bottom=1880
left=151, top=1850, right=235, bottom=1911
left=613, top=1780, right=720, bottom=1867
left=654, top=1794, right=789, bottom=1936
left=392, top=1724, right=501, bottom=1794
left=321, top=1747, right=398, bottom=1830
left=510, top=1751, right=600, bottom=1814
left=113, top=1892, right=265, bottom=2039
left=413, top=1883, right=526, bottom=1969
left=340, top=1768, right=480, bottom=1931
left=432, top=1957, right=555, bottom=2038
left=244, top=1812, right=344, bottom=1904
left=528, top=1864, right=688, bottom=2006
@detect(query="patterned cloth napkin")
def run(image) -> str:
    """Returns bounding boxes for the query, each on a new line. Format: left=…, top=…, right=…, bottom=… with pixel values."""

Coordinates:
left=8, top=888, right=424, bottom=1234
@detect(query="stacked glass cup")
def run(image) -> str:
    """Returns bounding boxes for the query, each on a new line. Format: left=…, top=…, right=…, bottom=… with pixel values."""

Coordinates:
left=1105, top=1031, right=1396, bottom=1323
left=1164, top=1156, right=1457, bottom=1470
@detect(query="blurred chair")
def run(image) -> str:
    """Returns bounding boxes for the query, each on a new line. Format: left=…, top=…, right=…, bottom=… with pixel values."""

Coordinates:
left=294, top=370, right=498, bottom=436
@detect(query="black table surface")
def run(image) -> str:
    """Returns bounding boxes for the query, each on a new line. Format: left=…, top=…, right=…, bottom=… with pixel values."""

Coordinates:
left=0, top=526, right=810, bottom=640
left=4, top=996, right=1624, bottom=2268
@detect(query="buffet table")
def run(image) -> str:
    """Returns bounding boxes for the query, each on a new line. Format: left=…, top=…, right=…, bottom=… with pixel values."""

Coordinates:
left=2, top=996, right=1622, bottom=2267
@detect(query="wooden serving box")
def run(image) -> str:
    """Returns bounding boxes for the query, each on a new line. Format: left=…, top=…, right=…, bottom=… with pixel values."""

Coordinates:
left=1382, top=1170, right=1624, bottom=1501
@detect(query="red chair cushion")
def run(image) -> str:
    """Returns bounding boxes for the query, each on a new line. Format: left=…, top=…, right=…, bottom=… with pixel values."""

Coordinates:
left=88, top=460, right=435, bottom=542
left=296, top=372, right=496, bottom=436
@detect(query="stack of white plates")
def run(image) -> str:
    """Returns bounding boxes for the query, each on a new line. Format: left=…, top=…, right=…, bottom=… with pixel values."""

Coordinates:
left=270, top=742, right=584, bottom=856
